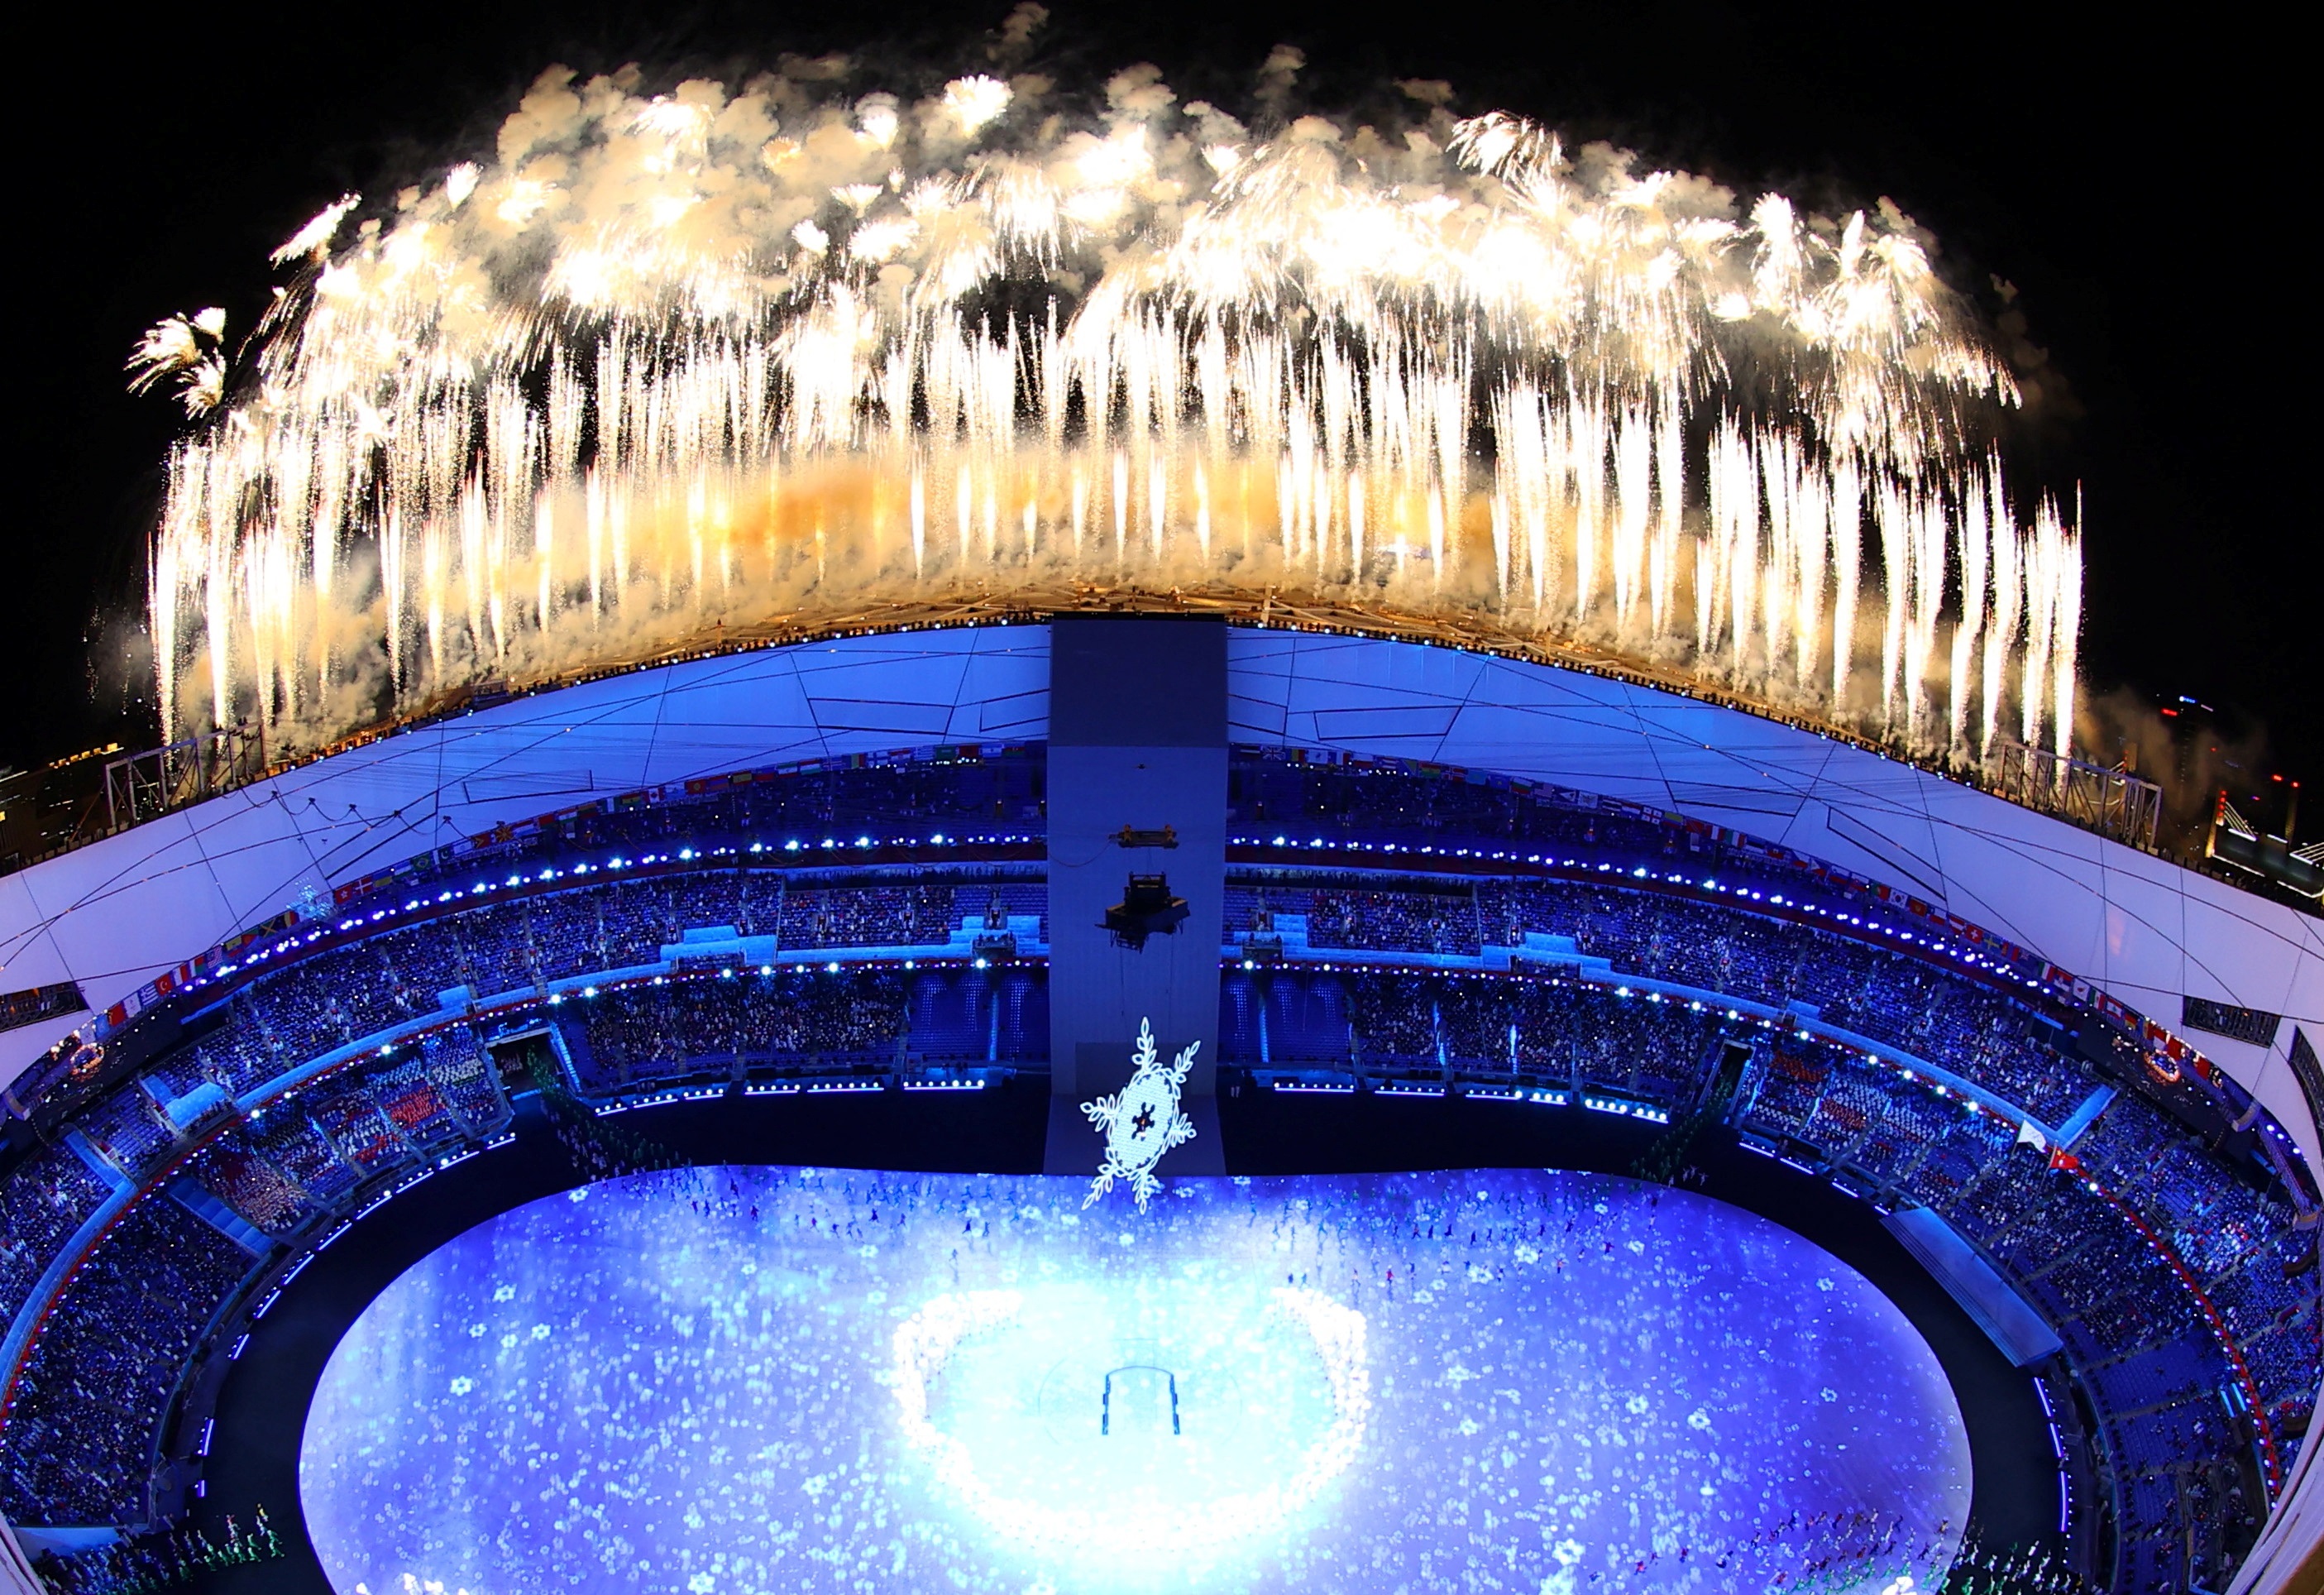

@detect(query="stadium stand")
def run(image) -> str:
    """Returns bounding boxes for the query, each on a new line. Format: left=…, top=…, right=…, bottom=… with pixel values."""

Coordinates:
left=0, top=749, right=2307, bottom=1595
left=0, top=1150, right=110, bottom=1328
left=1, top=1197, right=250, bottom=1525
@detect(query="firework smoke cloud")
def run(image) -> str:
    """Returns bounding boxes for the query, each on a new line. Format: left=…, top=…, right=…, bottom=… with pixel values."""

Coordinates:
left=133, top=7, right=2081, bottom=762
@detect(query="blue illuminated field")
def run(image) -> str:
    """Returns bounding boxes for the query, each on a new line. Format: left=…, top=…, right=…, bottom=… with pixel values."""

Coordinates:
left=300, top=1168, right=1969, bottom=1593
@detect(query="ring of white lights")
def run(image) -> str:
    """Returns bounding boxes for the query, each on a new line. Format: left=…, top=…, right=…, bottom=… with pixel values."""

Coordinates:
left=890, top=1286, right=1371, bottom=1559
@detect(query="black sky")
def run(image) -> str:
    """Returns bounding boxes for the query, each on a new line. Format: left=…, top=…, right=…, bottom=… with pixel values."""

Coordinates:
left=10, top=1, right=2312, bottom=786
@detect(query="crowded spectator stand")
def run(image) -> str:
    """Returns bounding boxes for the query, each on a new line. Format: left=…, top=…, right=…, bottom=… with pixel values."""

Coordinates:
left=0, top=748, right=2309, bottom=1593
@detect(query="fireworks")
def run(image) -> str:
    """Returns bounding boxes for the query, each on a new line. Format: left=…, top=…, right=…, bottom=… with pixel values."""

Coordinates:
left=134, top=41, right=2081, bottom=763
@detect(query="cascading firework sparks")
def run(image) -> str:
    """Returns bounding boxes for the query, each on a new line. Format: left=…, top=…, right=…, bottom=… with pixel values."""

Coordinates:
left=130, top=46, right=2083, bottom=763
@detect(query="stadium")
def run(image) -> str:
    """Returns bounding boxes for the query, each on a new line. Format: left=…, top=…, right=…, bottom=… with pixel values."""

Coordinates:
left=2, top=39, right=2322, bottom=1595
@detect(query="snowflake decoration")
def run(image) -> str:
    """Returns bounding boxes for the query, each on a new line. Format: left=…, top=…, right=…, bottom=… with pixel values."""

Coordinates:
left=1082, top=1018, right=1198, bottom=1211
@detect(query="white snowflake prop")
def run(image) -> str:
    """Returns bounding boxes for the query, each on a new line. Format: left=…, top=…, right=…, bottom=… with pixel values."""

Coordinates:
left=1082, top=1018, right=1198, bottom=1211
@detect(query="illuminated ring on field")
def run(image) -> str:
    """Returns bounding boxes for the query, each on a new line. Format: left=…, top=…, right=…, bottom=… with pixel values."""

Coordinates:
left=890, top=1286, right=1370, bottom=1558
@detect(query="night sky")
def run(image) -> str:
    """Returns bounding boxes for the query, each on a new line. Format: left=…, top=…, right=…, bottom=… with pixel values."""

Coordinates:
left=12, top=2, right=2311, bottom=796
